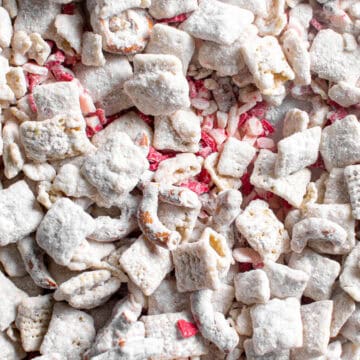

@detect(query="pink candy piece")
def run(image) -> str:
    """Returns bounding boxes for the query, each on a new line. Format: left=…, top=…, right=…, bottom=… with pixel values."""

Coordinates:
left=179, top=180, right=210, bottom=195
left=177, top=319, right=199, bottom=338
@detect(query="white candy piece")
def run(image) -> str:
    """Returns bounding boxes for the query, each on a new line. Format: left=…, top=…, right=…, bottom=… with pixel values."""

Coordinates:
left=81, top=32, right=105, bottom=67
left=36, top=198, right=95, bottom=266
left=154, top=153, right=202, bottom=185
left=20, top=114, right=93, bottom=162
left=275, top=127, right=321, bottom=177
left=153, top=109, right=201, bottom=153
left=251, top=297, right=303, bottom=355
left=82, top=132, right=148, bottom=200
left=0, top=6, right=13, bottom=48
left=173, top=227, right=231, bottom=292
left=236, top=199, right=290, bottom=261
left=294, top=301, right=333, bottom=358
left=251, top=149, right=311, bottom=208
left=40, top=302, right=96, bottom=360
left=0, top=180, right=43, bottom=246
left=241, top=35, right=294, bottom=96
left=289, top=248, right=340, bottom=301
left=344, top=164, right=360, bottom=219
left=234, top=269, right=270, bottom=305
left=263, top=260, right=309, bottom=299
left=310, top=29, right=360, bottom=84
left=340, top=243, right=360, bottom=302
left=291, top=217, right=350, bottom=255
left=141, top=311, right=208, bottom=359
left=149, top=0, right=198, bottom=19
left=217, top=137, right=256, bottom=178
left=320, top=115, right=360, bottom=171
left=0, top=269, right=28, bottom=331
left=16, top=294, right=54, bottom=352
left=54, top=270, right=121, bottom=309
left=32, top=81, right=82, bottom=120
left=146, top=24, right=195, bottom=74
left=324, top=168, right=350, bottom=204
left=330, top=286, right=356, bottom=337
left=120, top=236, right=172, bottom=296
left=281, top=29, right=311, bottom=86
left=328, top=81, right=360, bottom=107
left=282, top=108, right=309, bottom=137
left=181, top=0, right=254, bottom=45
left=124, top=54, right=190, bottom=116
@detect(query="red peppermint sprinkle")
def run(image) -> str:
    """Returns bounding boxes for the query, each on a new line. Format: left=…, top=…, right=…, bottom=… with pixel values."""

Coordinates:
left=328, top=108, right=348, bottom=124
left=310, top=18, right=324, bottom=31
left=241, top=172, right=253, bottom=196
left=310, top=155, right=325, bottom=170
left=248, top=101, right=268, bottom=118
left=158, top=13, right=189, bottom=23
left=179, top=180, right=210, bottom=195
left=62, top=3, right=76, bottom=15
left=253, top=262, right=264, bottom=269
left=28, top=94, right=37, bottom=113
left=92, top=108, right=107, bottom=125
left=196, top=168, right=211, bottom=184
left=51, top=64, right=74, bottom=81
left=238, top=112, right=250, bottom=128
left=147, top=147, right=172, bottom=171
left=27, top=73, right=43, bottom=92
left=261, top=119, right=275, bottom=135
left=238, top=262, right=253, bottom=272
left=201, top=131, right=218, bottom=152
left=177, top=319, right=199, bottom=338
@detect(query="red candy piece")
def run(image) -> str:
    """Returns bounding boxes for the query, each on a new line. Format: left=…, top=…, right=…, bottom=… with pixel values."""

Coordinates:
left=51, top=64, right=74, bottom=82
left=201, top=131, right=218, bottom=152
left=196, top=168, right=211, bottom=184
left=158, top=13, right=189, bottom=23
left=310, top=18, right=324, bottom=31
left=261, top=119, right=275, bottom=135
left=147, top=147, right=173, bottom=171
left=238, top=262, right=253, bottom=272
left=248, top=101, right=268, bottom=118
left=179, top=180, right=210, bottom=195
left=27, top=73, right=43, bottom=92
left=177, top=319, right=199, bottom=338
left=241, top=172, right=253, bottom=196
left=28, top=94, right=37, bottom=113
left=238, top=112, right=250, bottom=128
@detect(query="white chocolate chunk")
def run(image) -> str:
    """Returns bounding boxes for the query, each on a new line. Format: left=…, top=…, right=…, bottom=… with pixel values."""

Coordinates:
left=235, top=199, right=290, bottom=261
left=36, top=198, right=95, bottom=266
left=0, top=180, right=43, bottom=246
left=289, top=248, right=340, bottom=301
left=251, top=149, right=311, bottom=208
left=275, top=127, right=321, bottom=177
left=251, top=298, right=303, bottom=355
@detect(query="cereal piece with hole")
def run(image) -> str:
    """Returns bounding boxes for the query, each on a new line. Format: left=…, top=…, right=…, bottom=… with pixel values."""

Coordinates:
left=32, top=82, right=82, bottom=120
left=340, top=243, right=360, bottom=301
left=190, top=289, right=239, bottom=353
left=40, top=302, right=95, bottom=360
left=251, top=297, right=303, bottom=355
left=16, top=294, right=54, bottom=352
left=234, top=269, right=270, bottom=305
left=153, top=109, right=201, bottom=153
left=155, top=153, right=202, bottom=185
left=344, top=164, right=360, bottom=220
left=320, top=115, right=360, bottom=171
left=81, top=32, right=105, bottom=67
left=281, top=28, right=311, bottom=86
left=54, top=270, right=121, bottom=309
left=20, top=114, right=94, bottom=162
left=149, top=0, right=198, bottom=19
left=0, top=269, right=28, bottom=331
left=181, top=0, right=254, bottom=45
left=263, top=261, right=309, bottom=299
left=146, top=24, right=195, bottom=75
left=275, top=127, right=321, bottom=178
left=141, top=311, right=208, bottom=359
left=291, top=217, right=350, bottom=255
left=0, top=180, right=43, bottom=246
left=173, top=227, right=232, bottom=292
left=330, top=285, right=356, bottom=337
left=328, top=81, right=360, bottom=108
left=340, top=305, right=360, bottom=344
left=241, top=35, right=294, bottom=97
left=2, top=119, right=25, bottom=179
left=18, top=236, right=58, bottom=290
left=36, top=198, right=95, bottom=266
left=310, top=29, right=360, bottom=84
left=250, top=149, right=311, bottom=208
left=235, top=199, right=290, bottom=261
left=0, top=244, right=27, bottom=277
left=217, top=137, right=256, bottom=178
left=81, top=132, right=148, bottom=200
left=324, top=168, right=350, bottom=204
left=289, top=248, right=340, bottom=301
left=282, top=108, right=309, bottom=137
left=291, top=301, right=333, bottom=359
left=124, top=54, right=190, bottom=116
left=243, top=339, right=290, bottom=360
left=120, top=236, right=172, bottom=296
left=204, top=153, right=242, bottom=191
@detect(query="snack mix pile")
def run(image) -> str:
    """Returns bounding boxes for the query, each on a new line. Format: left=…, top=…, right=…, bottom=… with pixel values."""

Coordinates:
left=1, top=0, right=360, bottom=359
